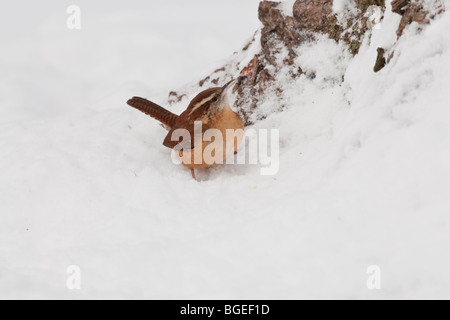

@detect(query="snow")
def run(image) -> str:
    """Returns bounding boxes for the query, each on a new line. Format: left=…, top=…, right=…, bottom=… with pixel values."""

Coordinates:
left=332, top=0, right=357, bottom=15
left=1, top=0, right=450, bottom=299
left=278, top=0, right=296, bottom=16
left=332, top=0, right=359, bottom=24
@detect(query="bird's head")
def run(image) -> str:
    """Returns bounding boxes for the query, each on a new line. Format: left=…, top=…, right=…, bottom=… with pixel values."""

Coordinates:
left=186, top=80, right=236, bottom=117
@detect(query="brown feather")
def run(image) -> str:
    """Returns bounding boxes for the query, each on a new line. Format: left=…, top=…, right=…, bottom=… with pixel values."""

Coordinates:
left=185, top=87, right=220, bottom=112
left=162, top=88, right=221, bottom=150
left=127, top=97, right=178, bottom=128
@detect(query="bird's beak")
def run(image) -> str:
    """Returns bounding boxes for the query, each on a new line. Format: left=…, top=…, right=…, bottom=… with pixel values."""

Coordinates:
left=221, top=79, right=237, bottom=98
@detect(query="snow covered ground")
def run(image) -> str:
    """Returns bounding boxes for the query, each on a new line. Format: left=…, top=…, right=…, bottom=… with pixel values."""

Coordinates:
left=1, top=0, right=450, bottom=299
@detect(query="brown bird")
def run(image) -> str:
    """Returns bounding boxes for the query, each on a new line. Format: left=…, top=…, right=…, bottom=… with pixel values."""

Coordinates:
left=127, top=81, right=244, bottom=179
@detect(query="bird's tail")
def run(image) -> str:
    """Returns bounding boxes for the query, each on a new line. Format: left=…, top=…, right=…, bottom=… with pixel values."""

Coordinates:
left=127, top=97, right=178, bottom=128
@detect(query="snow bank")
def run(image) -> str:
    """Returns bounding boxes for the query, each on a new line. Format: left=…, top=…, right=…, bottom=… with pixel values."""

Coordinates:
left=1, top=0, right=450, bottom=299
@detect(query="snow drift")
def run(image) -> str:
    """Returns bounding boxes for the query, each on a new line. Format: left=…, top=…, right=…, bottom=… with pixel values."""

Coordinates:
left=1, top=0, right=450, bottom=299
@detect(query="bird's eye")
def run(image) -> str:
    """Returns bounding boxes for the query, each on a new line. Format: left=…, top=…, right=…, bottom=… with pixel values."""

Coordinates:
left=211, top=96, right=218, bottom=102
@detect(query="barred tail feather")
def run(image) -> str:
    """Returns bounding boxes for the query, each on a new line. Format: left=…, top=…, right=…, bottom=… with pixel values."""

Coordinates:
left=127, top=97, right=178, bottom=128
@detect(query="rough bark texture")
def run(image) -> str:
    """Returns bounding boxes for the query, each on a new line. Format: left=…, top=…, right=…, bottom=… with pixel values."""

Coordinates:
left=259, top=1, right=302, bottom=66
left=396, top=0, right=444, bottom=37
left=169, top=0, right=444, bottom=126
left=391, top=0, right=409, bottom=14
left=373, top=47, right=386, bottom=72
left=234, top=0, right=383, bottom=124
left=293, top=0, right=336, bottom=32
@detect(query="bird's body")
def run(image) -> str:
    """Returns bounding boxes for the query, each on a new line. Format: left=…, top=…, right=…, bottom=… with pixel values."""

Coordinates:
left=177, top=105, right=244, bottom=171
left=127, top=82, right=244, bottom=179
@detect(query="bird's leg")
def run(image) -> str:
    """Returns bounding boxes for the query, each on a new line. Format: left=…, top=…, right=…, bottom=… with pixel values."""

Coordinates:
left=190, top=168, right=197, bottom=180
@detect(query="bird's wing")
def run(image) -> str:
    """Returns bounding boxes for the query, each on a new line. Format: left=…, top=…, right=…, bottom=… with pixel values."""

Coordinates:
left=163, top=118, right=211, bottom=151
